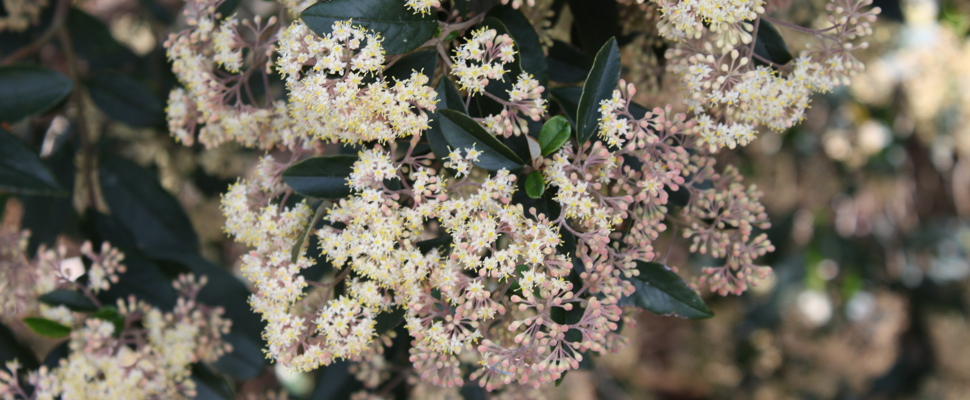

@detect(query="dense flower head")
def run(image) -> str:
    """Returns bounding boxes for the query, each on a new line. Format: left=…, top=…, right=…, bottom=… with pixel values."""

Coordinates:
left=278, top=20, right=438, bottom=143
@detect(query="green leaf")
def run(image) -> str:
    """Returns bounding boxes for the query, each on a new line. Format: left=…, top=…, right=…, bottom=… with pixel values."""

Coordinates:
left=567, top=0, right=621, bottom=59
left=576, top=37, right=620, bottom=146
left=426, top=78, right=468, bottom=163
left=0, top=65, right=73, bottom=124
left=620, top=261, right=714, bottom=319
left=476, top=17, right=524, bottom=118
left=66, top=8, right=139, bottom=69
left=437, top=109, right=525, bottom=171
left=374, top=307, right=406, bottom=335
left=87, top=71, right=164, bottom=127
left=0, top=129, right=66, bottom=196
left=99, top=155, right=199, bottom=255
left=291, top=202, right=327, bottom=263
left=539, top=115, right=571, bottom=156
left=488, top=5, right=548, bottom=88
left=191, top=363, right=235, bottom=400
left=0, top=322, right=40, bottom=370
left=212, top=331, right=266, bottom=380
left=38, top=290, right=98, bottom=312
left=383, top=49, right=437, bottom=83
left=753, top=19, right=794, bottom=67
left=23, top=317, right=71, bottom=338
left=547, top=39, right=591, bottom=84
left=281, top=155, right=358, bottom=199
left=301, top=0, right=438, bottom=55
left=525, top=170, right=545, bottom=199
left=550, top=86, right=582, bottom=127
left=91, top=306, right=125, bottom=335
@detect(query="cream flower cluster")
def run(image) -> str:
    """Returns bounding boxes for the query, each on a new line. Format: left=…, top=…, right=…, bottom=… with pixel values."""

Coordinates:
left=651, top=0, right=764, bottom=43
left=593, top=81, right=774, bottom=294
left=451, top=30, right=548, bottom=137
left=0, top=0, right=48, bottom=32
left=451, top=28, right=517, bottom=94
left=278, top=20, right=438, bottom=143
left=0, top=241, right=231, bottom=400
left=405, top=0, right=441, bottom=14
left=658, top=0, right=880, bottom=151
left=166, top=1, right=293, bottom=149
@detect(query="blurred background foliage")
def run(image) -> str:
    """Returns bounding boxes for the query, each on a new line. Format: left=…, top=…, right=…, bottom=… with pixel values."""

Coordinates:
left=3, top=0, right=970, bottom=398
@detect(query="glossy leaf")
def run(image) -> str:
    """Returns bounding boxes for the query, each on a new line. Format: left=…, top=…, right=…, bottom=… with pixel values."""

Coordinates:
left=567, top=0, right=621, bottom=59
left=91, top=306, right=125, bottom=335
left=191, top=363, right=235, bottom=400
left=99, top=156, right=199, bottom=255
left=374, top=307, right=406, bottom=335
left=87, top=71, right=164, bottom=127
left=620, top=261, right=714, bottom=319
left=0, top=65, right=72, bottom=124
left=426, top=78, right=468, bottom=164
left=539, top=116, right=572, bottom=156
left=0, top=322, right=40, bottom=370
left=525, top=170, right=545, bottom=199
left=66, top=8, right=139, bottom=69
left=282, top=155, right=358, bottom=199
left=550, top=86, right=582, bottom=127
left=438, top=109, right=525, bottom=171
left=383, top=49, right=437, bottom=83
left=576, top=37, right=620, bottom=145
left=753, top=19, right=794, bottom=67
left=301, top=0, right=438, bottom=55
left=23, top=317, right=71, bottom=338
left=489, top=5, right=548, bottom=88
left=212, top=331, right=266, bottom=380
left=547, top=40, right=591, bottom=84
left=0, top=129, right=65, bottom=196
left=38, top=289, right=98, bottom=312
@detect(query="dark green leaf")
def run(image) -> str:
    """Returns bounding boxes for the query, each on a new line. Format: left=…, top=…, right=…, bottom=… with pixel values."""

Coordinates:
left=576, top=37, right=620, bottom=145
left=308, top=360, right=364, bottom=400
left=212, top=331, right=266, bottom=380
left=551, top=86, right=582, bottom=127
left=525, top=170, right=545, bottom=199
left=426, top=78, right=467, bottom=163
left=753, top=19, right=793, bottom=67
left=567, top=0, right=620, bottom=59
left=66, top=8, right=139, bottom=69
left=38, top=290, right=98, bottom=312
left=23, top=317, right=71, bottom=338
left=489, top=5, right=548, bottom=88
left=292, top=202, right=327, bottom=263
left=20, top=142, right=76, bottom=256
left=547, top=40, right=591, bottom=84
left=99, top=155, right=199, bottom=255
left=374, top=307, right=406, bottom=335
left=438, top=109, right=525, bottom=171
left=0, top=322, right=39, bottom=370
left=95, top=249, right=178, bottom=310
left=620, top=261, right=714, bottom=319
left=191, top=363, right=235, bottom=400
left=384, top=49, right=437, bottom=83
left=152, top=253, right=265, bottom=347
left=91, top=306, right=125, bottom=335
left=0, top=65, right=72, bottom=124
left=539, top=115, right=571, bottom=156
left=87, top=71, right=164, bottom=127
left=0, top=129, right=65, bottom=196
left=301, top=0, right=438, bottom=55
left=282, top=155, right=358, bottom=199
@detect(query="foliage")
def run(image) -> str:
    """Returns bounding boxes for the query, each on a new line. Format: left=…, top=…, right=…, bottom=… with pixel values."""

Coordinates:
left=0, top=0, right=885, bottom=398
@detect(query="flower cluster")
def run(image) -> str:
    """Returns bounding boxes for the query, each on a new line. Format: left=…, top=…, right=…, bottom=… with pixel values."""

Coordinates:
left=0, top=238, right=231, bottom=400
left=278, top=20, right=438, bottom=143
left=165, top=0, right=292, bottom=149
left=452, top=29, right=547, bottom=137
left=649, top=0, right=882, bottom=150
left=0, top=0, right=48, bottom=32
